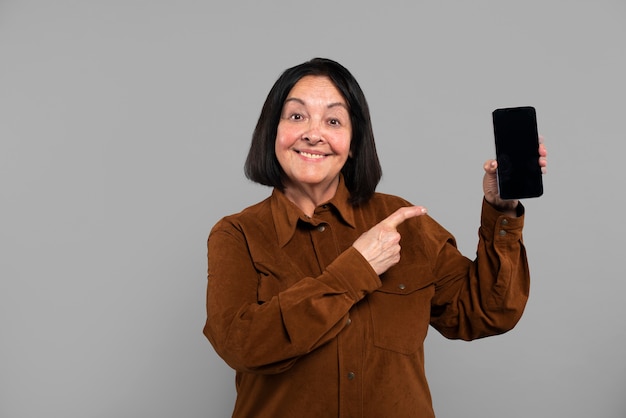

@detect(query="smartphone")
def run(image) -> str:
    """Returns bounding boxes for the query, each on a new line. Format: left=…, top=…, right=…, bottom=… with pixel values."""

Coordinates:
left=492, top=106, right=543, bottom=199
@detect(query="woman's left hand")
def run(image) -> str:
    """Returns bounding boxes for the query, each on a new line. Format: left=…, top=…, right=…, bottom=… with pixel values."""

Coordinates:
left=482, top=135, right=548, bottom=215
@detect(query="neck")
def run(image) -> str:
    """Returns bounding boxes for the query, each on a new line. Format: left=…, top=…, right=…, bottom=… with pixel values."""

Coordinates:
left=282, top=177, right=340, bottom=217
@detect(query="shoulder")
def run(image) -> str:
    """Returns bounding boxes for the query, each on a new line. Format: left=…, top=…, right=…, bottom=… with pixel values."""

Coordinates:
left=368, top=191, right=452, bottom=238
left=369, top=191, right=413, bottom=208
left=360, top=191, right=417, bottom=222
left=210, top=196, right=273, bottom=235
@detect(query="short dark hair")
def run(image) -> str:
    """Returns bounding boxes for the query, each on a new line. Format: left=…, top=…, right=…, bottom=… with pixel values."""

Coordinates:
left=244, top=57, right=382, bottom=206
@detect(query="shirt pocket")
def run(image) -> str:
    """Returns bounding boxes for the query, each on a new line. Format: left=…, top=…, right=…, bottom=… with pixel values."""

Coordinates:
left=369, top=265, right=435, bottom=355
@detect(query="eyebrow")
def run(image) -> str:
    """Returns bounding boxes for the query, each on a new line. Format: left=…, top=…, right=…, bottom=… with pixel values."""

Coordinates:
left=283, top=97, right=348, bottom=110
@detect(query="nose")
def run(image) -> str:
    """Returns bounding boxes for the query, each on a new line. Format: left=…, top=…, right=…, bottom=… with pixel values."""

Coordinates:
left=302, top=125, right=323, bottom=144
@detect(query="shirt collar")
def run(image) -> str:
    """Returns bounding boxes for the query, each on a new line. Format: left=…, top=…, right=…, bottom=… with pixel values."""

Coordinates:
left=271, top=175, right=357, bottom=248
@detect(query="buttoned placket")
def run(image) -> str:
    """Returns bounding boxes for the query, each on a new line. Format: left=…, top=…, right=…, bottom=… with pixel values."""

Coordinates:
left=309, top=207, right=365, bottom=418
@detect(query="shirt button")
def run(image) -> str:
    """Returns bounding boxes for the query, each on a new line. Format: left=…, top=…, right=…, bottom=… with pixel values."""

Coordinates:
left=398, top=283, right=406, bottom=290
left=346, top=317, right=352, bottom=326
left=347, top=372, right=356, bottom=380
left=499, top=230, right=507, bottom=236
left=317, top=225, right=326, bottom=232
left=501, top=219, right=509, bottom=226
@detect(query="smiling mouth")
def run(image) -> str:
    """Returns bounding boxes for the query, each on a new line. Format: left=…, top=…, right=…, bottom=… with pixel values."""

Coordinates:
left=297, top=151, right=327, bottom=159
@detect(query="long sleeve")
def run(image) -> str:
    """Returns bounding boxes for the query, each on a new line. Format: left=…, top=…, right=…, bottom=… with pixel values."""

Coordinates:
left=203, top=217, right=381, bottom=374
left=429, top=199, right=530, bottom=340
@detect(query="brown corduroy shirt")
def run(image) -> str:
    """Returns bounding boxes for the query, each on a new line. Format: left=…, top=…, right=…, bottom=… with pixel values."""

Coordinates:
left=204, top=178, right=529, bottom=418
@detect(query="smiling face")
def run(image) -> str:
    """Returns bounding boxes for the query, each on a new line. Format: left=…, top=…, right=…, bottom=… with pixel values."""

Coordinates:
left=275, top=75, right=352, bottom=200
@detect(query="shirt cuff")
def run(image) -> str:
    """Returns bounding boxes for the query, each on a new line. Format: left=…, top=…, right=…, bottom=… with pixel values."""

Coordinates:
left=324, top=246, right=382, bottom=302
left=481, top=198, right=525, bottom=242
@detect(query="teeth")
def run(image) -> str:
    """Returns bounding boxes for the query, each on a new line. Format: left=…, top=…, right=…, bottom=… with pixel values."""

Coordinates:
left=299, top=151, right=325, bottom=159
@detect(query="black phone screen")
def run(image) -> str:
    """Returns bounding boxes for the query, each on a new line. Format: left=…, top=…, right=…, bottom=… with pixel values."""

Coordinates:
left=492, top=106, right=543, bottom=199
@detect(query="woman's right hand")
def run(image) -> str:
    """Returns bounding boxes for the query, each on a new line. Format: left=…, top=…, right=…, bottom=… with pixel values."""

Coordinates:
left=352, top=206, right=427, bottom=276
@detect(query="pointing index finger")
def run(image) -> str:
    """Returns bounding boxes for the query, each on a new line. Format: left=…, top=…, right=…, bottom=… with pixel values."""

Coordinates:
left=382, top=206, right=427, bottom=229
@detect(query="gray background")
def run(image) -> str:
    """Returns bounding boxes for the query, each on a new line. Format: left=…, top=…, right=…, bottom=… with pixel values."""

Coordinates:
left=1, top=1, right=625, bottom=417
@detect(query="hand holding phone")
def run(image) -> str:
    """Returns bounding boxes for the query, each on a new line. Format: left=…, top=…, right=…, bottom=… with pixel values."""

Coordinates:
left=492, top=106, right=543, bottom=199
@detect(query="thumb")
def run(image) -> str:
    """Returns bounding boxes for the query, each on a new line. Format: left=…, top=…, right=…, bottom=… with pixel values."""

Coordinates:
left=382, top=206, right=427, bottom=229
left=484, top=159, right=497, bottom=174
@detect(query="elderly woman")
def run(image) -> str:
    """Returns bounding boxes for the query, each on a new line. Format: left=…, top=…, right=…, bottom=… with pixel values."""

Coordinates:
left=203, top=58, right=547, bottom=418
